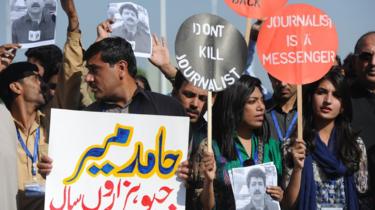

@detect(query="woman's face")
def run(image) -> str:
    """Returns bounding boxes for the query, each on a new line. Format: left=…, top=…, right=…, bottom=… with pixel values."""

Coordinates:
left=312, top=79, right=342, bottom=122
left=241, top=87, right=265, bottom=129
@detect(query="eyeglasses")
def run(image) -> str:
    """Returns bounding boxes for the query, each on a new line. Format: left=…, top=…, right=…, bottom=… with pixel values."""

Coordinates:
left=356, top=51, right=375, bottom=62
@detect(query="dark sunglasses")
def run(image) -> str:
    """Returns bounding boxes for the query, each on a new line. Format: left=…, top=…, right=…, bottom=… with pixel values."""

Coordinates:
left=356, top=51, right=374, bottom=61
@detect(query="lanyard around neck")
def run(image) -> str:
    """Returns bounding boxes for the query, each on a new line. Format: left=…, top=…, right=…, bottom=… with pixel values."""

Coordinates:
left=16, top=127, right=40, bottom=176
left=234, top=136, right=259, bottom=166
left=271, top=110, right=298, bottom=142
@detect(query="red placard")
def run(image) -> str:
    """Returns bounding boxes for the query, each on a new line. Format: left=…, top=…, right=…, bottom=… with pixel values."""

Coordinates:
left=257, top=4, right=338, bottom=85
left=225, top=0, right=287, bottom=19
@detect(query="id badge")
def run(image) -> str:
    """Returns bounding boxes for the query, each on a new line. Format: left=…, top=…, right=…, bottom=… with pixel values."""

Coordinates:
left=28, top=30, right=41, bottom=41
left=24, top=181, right=45, bottom=197
left=320, top=204, right=344, bottom=210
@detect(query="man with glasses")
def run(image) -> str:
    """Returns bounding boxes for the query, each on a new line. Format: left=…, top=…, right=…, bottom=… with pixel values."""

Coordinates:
left=351, top=31, right=375, bottom=150
left=350, top=31, right=375, bottom=208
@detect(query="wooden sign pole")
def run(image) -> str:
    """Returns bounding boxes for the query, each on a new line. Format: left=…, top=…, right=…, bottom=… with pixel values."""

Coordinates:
left=245, top=18, right=252, bottom=45
left=207, top=91, right=213, bottom=152
left=297, top=85, right=303, bottom=139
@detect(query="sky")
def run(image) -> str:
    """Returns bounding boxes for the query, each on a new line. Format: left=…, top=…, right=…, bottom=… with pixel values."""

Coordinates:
left=1, top=0, right=375, bottom=93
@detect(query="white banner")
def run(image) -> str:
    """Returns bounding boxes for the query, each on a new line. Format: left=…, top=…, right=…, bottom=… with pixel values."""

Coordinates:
left=45, top=109, right=189, bottom=210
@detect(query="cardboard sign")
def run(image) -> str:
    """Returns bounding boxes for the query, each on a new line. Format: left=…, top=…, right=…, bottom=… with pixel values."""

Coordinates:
left=175, top=14, right=247, bottom=92
left=45, top=109, right=189, bottom=210
left=225, top=0, right=287, bottom=19
left=257, top=4, right=338, bottom=84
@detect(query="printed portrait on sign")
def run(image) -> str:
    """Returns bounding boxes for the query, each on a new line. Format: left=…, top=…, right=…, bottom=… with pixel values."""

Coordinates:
left=109, top=2, right=152, bottom=58
left=231, top=164, right=280, bottom=210
left=10, top=0, right=57, bottom=48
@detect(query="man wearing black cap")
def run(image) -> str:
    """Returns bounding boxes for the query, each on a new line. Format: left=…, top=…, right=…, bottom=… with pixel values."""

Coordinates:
left=0, top=62, right=48, bottom=210
left=111, top=3, right=151, bottom=54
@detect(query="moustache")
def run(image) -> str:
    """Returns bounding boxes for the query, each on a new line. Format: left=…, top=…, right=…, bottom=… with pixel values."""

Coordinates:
left=186, top=108, right=199, bottom=115
left=253, top=190, right=262, bottom=195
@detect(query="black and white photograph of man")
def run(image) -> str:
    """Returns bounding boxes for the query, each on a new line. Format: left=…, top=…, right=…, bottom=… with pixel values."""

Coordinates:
left=109, top=2, right=152, bottom=57
left=232, top=165, right=280, bottom=210
left=10, top=0, right=56, bottom=48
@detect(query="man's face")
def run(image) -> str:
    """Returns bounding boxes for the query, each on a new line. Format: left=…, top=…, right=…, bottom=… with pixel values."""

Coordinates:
left=248, top=177, right=265, bottom=202
left=25, top=0, right=45, bottom=15
left=122, top=8, right=139, bottom=28
left=175, top=82, right=208, bottom=123
left=269, top=74, right=297, bottom=101
left=85, top=53, right=122, bottom=101
left=354, top=33, right=375, bottom=86
left=18, top=72, right=45, bottom=107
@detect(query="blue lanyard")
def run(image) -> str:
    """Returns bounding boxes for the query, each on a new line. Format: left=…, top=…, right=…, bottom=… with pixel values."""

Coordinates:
left=271, top=110, right=297, bottom=142
left=234, top=137, right=259, bottom=166
left=16, top=127, right=40, bottom=176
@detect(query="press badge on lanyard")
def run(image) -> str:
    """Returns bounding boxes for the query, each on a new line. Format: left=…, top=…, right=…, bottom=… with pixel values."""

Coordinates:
left=17, top=127, right=45, bottom=197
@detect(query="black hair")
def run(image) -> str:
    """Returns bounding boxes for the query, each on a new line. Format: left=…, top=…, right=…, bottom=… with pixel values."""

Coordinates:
left=84, top=37, right=137, bottom=77
left=247, top=167, right=266, bottom=187
left=354, top=31, right=375, bottom=54
left=342, top=53, right=356, bottom=81
left=0, top=62, right=39, bottom=109
left=0, top=82, right=16, bottom=109
left=135, top=75, right=151, bottom=91
left=119, top=3, right=138, bottom=18
left=172, top=71, right=187, bottom=95
left=303, top=69, right=361, bottom=173
left=25, top=45, right=62, bottom=82
left=213, top=75, right=268, bottom=160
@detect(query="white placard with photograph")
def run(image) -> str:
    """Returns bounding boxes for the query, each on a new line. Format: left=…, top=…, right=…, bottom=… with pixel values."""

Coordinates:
left=45, top=109, right=189, bottom=210
left=108, top=2, right=152, bottom=58
left=9, top=0, right=56, bottom=48
left=229, top=163, right=281, bottom=210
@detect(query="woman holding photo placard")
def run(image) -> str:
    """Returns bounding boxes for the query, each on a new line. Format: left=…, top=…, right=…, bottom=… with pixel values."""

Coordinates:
left=192, top=75, right=284, bottom=210
left=283, top=69, right=369, bottom=210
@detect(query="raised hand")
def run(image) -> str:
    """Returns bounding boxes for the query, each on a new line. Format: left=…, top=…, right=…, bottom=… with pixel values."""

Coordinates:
left=149, top=34, right=170, bottom=68
left=96, top=19, right=114, bottom=42
left=0, top=43, right=20, bottom=72
left=60, top=0, right=79, bottom=32
left=149, top=34, right=177, bottom=80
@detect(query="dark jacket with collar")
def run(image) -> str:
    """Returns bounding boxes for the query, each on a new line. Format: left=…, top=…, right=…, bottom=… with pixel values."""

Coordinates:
left=85, top=88, right=186, bottom=117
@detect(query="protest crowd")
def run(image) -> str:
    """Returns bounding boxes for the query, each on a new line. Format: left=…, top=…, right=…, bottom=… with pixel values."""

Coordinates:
left=0, top=0, right=375, bottom=210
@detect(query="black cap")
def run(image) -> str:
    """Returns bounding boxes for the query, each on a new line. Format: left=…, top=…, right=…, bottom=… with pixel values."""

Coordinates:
left=0, top=62, right=38, bottom=89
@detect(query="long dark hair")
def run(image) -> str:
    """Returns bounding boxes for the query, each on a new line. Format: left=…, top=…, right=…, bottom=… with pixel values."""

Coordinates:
left=213, top=75, right=268, bottom=160
left=303, top=69, right=361, bottom=172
